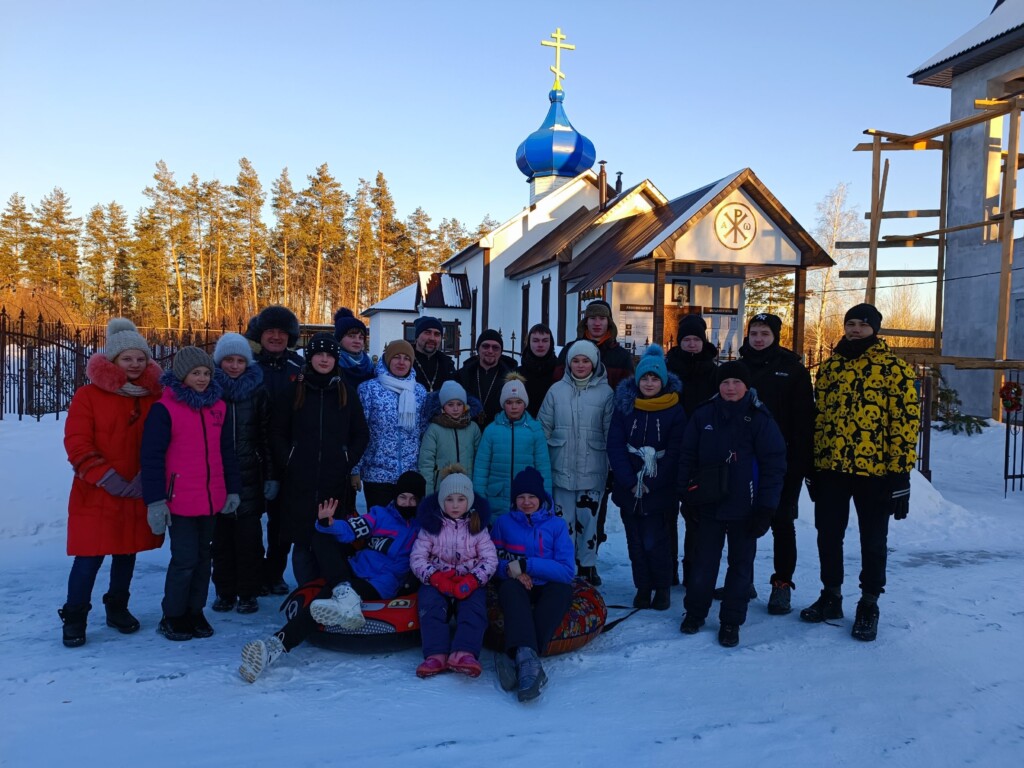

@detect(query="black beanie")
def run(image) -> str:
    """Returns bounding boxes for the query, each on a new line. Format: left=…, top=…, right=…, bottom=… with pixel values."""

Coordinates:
left=395, top=471, right=426, bottom=502
left=716, top=360, right=752, bottom=388
left=333, top=307, right=367, bottom=340
left=747, top=312, right=782, bottom=340
left=677, top=314, right=708, bottom=344
left=844, top=303, right=882, bottom=335
left=306, top=332, right=339, bottom=361
left=414, top=316, right=444, bottom=338
left=476, top=329, right=503, bottom=350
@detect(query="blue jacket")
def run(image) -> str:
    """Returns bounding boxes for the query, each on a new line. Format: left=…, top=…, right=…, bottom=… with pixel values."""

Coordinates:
left=677, top=391, right=786, bottom=520
left=315, top=502, right=421, bottom=599
left=607, top=375, right=688, bottom=516
left=472, top=411, right=552, bottom=518
left=353, top=360, right=429, bottom=484
left=490, top=492, right=575, bottom=587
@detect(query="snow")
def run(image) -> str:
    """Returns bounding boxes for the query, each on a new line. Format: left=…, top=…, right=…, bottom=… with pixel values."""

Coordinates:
left=1, top=417, right=1022, bottom=766
left=912, top=0, right=1024, bottom=76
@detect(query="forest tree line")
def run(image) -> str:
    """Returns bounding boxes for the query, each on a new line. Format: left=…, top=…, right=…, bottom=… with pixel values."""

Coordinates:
left=0, top=159, right=498, bottom=329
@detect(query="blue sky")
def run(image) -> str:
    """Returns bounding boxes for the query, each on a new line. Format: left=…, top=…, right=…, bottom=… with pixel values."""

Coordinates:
left=0, top=0, right=989, bottom=239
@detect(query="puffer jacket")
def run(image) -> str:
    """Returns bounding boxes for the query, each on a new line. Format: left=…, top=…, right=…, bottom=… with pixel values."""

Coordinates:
left=472, top=411, right=552, bottom=518
left=677, top=391, right=786, bottom=521
left=538, top=361, right=614, bottom=491
left=255, top=348, right=303, bottom=404
left=65, top=354, right=164, bottom=556
left=666, top=342, right=719, bottom=414
left=316, top=501, right=421, bottom=599
left=273, top=368, right=369, bottom=546
left=410, top=494, right=497, bottom=584
left=813, top=337, right=919, bottom=477
left=607, top=375, right=688, bottom=516
left=490, top=492, right=575, bottom=587
left=215, top=365, right=272, bottom=518
left=354, top=360, right=429, bottom=484
left=141, top=371, right=241, bottom=516
left=418, top=394, right=483, bottom=495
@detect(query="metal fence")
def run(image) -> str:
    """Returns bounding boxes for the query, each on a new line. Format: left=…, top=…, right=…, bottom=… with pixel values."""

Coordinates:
left=1004, top=368, right=1023, bottom=495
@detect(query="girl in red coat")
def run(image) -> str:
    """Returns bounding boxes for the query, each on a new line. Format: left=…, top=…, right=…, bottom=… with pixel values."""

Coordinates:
left=60, top=318, right=164, bottom=648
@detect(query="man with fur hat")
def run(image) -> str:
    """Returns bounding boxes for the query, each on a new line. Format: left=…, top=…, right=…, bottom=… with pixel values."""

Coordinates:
left=732, top=312, right=815, bottom=615
left=800, top=303, right=919, bottom=642
left=556, top=300, right=634, bottom=390
left=459, top=329, right=516, bottom=427
left=411, top=315, right=457, bottom=393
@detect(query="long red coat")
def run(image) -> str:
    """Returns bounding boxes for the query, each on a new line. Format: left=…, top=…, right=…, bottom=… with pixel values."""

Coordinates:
left=65, top=354, right=165, bottom=556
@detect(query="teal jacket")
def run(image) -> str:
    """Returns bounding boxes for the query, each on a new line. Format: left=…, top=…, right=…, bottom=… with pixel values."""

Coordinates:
left=472, top=411, right=552, bottom=518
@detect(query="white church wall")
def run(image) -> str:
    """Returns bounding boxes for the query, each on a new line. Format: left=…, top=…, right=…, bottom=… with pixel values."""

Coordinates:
left=369, top=314, right=414, bottom=359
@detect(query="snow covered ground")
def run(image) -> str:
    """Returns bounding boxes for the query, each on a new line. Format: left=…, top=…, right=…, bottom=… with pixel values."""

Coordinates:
left=1, top=416, right=1021, bottom=767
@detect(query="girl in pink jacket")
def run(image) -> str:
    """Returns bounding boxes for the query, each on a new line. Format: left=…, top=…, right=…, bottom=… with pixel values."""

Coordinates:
left=410, top=465, right=497, bottom=678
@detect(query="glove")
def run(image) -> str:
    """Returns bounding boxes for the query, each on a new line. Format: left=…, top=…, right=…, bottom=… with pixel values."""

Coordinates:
left=219, top=493, right=241, bottom=515
left=97, top=469, right=142, bottom=499
left=147, top=501, right=171, bottom=535
left=506, top=558, right=526, bottom=578
left=454, top=574, right=480, bottom=599
left=889, top=472, right=911, bottom=520
left=748, top=506, right=774, bottom=538
left=263, top=480, right=280, bottom=501
left=429, top=571, right=457, bottom=597
left=804, top=473, right=817, bottom=503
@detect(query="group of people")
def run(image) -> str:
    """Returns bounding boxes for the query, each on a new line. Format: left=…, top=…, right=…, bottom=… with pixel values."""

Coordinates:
left=59, top=297, right=919, bottom=700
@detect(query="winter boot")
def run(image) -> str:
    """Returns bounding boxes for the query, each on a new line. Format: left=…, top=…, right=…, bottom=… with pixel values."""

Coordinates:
left=800, top=589, right=844, bottom=623
left=158, top=615, right=193, bottom=641
left=718, top=623, right=740, bottom=648
left=309, top=583, right=365, bottom=630
left=103, top=593, right=140, bottom=634
left=190, top=610, right=214, bottom=638
left=239, top=635, right=285, bottom=683
left=851, top=599, right=880, bottom=642
left=632, top=590, right=652, bottom=609
left=713, top=583, right=758, bottom=601
left=58, top=603, right=90, bottom=648
left=212, top=595, right=236, bottom=613
left=767, top=581, right=794, bottom=616
left=447, top=650, right=483, bottom=677
left=679, top=614, right=704, bottom=635
left=236, top=596, right=259, bottom=614
left=495, top=651, right=518, bottom=692
left=416, top=654, right=448, bottom=678
left=515, top=646, right=547, bottom=702
left=652, top=588, right=671, bottom=611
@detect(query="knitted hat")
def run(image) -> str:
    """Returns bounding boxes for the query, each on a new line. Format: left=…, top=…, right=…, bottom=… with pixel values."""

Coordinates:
left=213, top=332, right=254, bottom=365
left=565, top=339, right=600, bottom=370
left=716, top=360, right=752, bottom=388
left=844, top=303, right=883, bottom=335
left=500, top=373, right=529, bottom=408
left=394, top=471, right=426, bottom=502
left=747, top=312, right=782, bottom=341
left=255, top=305, right=300, bottom=347
left=102, top=318, right=151, bottom=362
left=306, top=332, right=339, bottom=361
left=584, top=300, right=612, bottom=319
left=511, top=466, right=546, bottom=502
left=172, top=346, right=215, bottom=382
left=333, top=307, right=367, bottom=340
left=438, top=465, right=475, bottom=510
left=439, top=379, right=468, bottom=406
left=635, top=344, right=668, bottom=385
left=383, top=339, right=415, bottom=368
left=677, top=314, right=708, bottom=344
left=476, top=328, right=503, bottom=350
left=414, top=315, right=444, bottom=338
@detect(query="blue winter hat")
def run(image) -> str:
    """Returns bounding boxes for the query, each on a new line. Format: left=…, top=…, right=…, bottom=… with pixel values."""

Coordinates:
left=511, top=466, right=546, bottom=504
left=334, top=307, right=367, bottom=340
left=635, top=344, right=668, bottom=386
left=414, top=315, right=444, bottom=338
left=213, top=332, right=254, bottom=365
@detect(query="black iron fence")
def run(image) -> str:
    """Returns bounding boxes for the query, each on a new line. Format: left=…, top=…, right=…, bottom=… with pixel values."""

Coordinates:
left=1004, top=368, right=1023, bottom=495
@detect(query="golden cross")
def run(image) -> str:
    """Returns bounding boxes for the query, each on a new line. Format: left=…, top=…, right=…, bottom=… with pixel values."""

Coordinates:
left=541, top=27, right=575, bottom=90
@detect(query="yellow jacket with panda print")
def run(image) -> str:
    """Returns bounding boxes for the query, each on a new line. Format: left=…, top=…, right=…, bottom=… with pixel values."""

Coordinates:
left=813, top=337, right=919, bottom=477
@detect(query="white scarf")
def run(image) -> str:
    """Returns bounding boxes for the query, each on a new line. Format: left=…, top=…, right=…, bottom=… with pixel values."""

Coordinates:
left=627, top=444, right=665, bottom=498
left=379, top=371, right=418, bottom=431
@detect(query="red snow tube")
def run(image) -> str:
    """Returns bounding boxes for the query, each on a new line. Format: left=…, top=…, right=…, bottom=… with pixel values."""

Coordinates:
left=281, top=578, right=421, bottom=653
left=484, top=577, right=607, bottom=656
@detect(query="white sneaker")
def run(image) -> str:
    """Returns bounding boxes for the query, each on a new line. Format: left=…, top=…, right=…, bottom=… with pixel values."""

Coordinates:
left=239, top=635, right=285, bottom=683
left=309, top=583, right=366, bottom=630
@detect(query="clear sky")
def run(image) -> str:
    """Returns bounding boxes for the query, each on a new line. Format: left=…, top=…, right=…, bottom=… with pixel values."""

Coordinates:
left=0, top=0, right=991, bottom=245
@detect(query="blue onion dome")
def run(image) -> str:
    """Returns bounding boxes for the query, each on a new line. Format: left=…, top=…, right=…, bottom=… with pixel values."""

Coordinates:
left=516, top=88, right=596, bottom=180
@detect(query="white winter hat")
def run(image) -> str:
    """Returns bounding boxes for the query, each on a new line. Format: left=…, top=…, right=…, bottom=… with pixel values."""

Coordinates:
left=565, top=339, right=599, bottom=370
left=499, top=374, right=529, bottom=408
left=102, top=318, right=151, bottom=362
left=438, top=467, right=475, bottom=511
left=213, top=333, right=255, bottom=365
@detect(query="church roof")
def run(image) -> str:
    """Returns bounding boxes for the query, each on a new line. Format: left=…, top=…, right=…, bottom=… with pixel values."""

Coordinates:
left=911, top=0, right=1024, bottom=87
left=362, top=283, right=418, bottom=316
left=516, top=89, right=596, bottom=180
left=418, top=271, right=471, bottom=309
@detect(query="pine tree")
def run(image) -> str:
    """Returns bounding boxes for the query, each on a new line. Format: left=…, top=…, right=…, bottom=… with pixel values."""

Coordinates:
left=270, top=168, right=299, bottom=307
left=131, top=207, right=171, bottom=328
left=298, top=163, right=347, bottom=322
left=371, top=171, right=397, bottom=305
left=82, top=205, right=111, bottom=317
left=28, top=187, right=83, bottom=310
left=143, top=161, right=190, bottom=330
left=106, top=202, right=133, bottom=316
left=231, top=157, right=268, bottom=314
left=0, top=193, right=32, bottom=291
left=349, top=178, right=374, bottom=311
left=406, top=206, right=434, bottom=276
left=435, top=217, right=472, bottom=263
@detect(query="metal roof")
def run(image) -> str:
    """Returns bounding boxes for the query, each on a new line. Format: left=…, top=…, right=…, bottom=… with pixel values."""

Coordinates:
left=418, top=271, right=471, bottom=309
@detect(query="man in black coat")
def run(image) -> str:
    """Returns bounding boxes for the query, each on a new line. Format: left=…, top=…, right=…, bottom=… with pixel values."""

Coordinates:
left=412, top=315, right=457, bottom=393
left=246, top=305, right=304, bottom=596
left=737, top=313, right=814, bottom=615
left=555, top=300, right=634, bottom=389
left=459, top=329, right=516, bottom=426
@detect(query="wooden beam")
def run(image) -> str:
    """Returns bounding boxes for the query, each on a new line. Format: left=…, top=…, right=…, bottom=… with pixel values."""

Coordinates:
left=866, top=144, right=888, bottom=304
left=652, top=259, right=666, bottom=347
left=879, top=327, right=938, bottom=338
left=793, top=267, right=806, bottom=355
left=897, top=99, right=1015, bottom=145
left=994, top=102, right=1020, bottom=417
left=888, top=353, right=1024, bottom=370
left=836, top=239, right=942, bottom=249
left=839, top=269, right=937, bottom=278
left=935, top=138, right=949, bottom=353
left=864, top=210, right=940, bottom=219
left=853, top=140, right=943, bottom=151
left=882, top=217, right=999, bottom=240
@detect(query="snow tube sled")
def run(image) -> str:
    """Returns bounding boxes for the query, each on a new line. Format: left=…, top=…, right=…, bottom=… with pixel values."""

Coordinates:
left=281, top=578, right=421, bottom=654
left=484, top=577, right=608, bottom=656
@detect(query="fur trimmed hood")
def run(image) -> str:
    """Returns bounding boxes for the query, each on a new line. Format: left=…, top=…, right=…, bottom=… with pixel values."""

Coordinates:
left=159, top=368, right=224, bottom=409
left=424, top=390, right=484, bottom=421
left=86, top=353, right=163, bottom=395
left=214, top=363, right=264, bottom=402
left=613, top=372, right=683, bottom=416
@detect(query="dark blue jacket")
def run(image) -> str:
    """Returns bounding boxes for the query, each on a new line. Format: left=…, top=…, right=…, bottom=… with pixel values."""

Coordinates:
left=607, top=374, right=688, bottom=516
left=257, top=349, right=303, bottom=406
left=677, top=391, right=786, bottom=520
left=490, top=493, right=575, bottom=587
left=316, top=502, right=421, bottom=599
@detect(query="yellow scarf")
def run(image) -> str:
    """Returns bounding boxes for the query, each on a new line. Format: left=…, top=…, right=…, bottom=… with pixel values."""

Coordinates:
left=635, top=392, right=679, bottom=411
